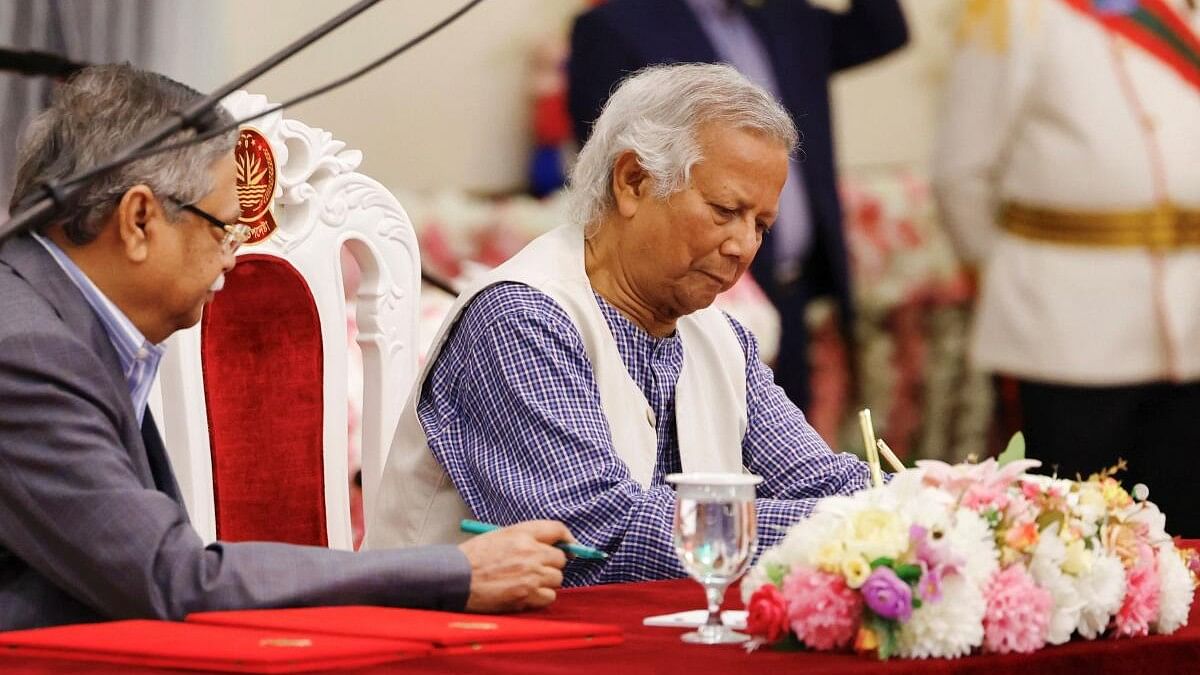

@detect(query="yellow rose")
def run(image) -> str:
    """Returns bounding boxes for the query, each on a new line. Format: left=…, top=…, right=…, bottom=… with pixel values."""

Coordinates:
left=814, top=540, right=847, bottom=572
left=848, top=509, right=907, bottom=561
left=1078, top=485, right=1106, bottom=511
left=1100, top=479, right=1132, bottom=509
left=841, top=556, right=871, bottom=589
left=1061, top=539, right=1093, bottom=576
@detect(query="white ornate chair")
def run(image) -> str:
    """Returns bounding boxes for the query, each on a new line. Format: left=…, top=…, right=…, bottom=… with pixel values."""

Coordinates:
left=150, top=92, right=420, bottom=550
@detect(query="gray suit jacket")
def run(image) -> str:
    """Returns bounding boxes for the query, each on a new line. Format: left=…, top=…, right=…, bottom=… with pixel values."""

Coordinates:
left=0, top=233, right=470, bottom=630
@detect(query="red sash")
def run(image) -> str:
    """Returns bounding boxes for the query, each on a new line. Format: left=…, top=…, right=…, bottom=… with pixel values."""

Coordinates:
left=1062, top=0, right=1200, bottom=92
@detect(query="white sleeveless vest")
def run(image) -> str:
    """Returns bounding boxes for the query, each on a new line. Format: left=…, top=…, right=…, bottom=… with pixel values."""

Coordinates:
left=365, top=224, right=749, bottom=548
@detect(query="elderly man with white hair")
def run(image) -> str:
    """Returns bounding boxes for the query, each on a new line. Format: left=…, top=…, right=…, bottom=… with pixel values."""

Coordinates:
left=367, top=63, right=875, bottom=585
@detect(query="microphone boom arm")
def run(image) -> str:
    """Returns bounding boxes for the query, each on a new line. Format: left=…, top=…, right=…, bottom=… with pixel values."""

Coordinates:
left=0, top=0, right=387, bottom=241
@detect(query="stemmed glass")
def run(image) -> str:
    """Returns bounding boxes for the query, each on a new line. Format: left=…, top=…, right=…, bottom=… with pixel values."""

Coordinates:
left=666, top=472, right=761, bottom=645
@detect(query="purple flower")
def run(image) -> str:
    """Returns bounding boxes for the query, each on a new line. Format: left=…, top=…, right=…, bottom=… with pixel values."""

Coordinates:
left=861, top=566, right=913, bottom=622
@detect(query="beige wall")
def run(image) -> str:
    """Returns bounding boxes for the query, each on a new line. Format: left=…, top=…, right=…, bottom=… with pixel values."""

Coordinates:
left=211, top=0, right=956, bottom=193
left=832, top=0, right=959, bottom=172
left=217, top=0, right=585, bottom=194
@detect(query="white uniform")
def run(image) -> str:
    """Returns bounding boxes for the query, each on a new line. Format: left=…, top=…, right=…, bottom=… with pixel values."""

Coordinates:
left=933, top=0, right=1200, bottom=386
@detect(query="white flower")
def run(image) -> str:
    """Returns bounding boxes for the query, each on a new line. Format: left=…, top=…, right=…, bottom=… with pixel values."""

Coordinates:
left=943, top=509, right=999, bottom=584
left=775, top=509, right=846, bottom=568
left=806, top=0, right=851, bottom=14
left=1075, top=550, right=1126, bottom=639
left=1071, top=484, right=1107, bottom=536
left=812, top=492, right=866, bottom=518
left=896, top=486, right=957, bottom=532
left=1029, top=527, right=1084, bottom=645
left=883, top=469, right=928, bottom=501
left=1127, top=501, right=1168, bottom=545
left=843, top=508, right=909, bottom=562
left=896, top=574, right=986, bottom=658
left=1154, top=543, right=1195, bottom=635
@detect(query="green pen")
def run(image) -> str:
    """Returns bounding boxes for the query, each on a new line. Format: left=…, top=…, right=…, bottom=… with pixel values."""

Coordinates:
left=459, top=519, right=609, bottom=560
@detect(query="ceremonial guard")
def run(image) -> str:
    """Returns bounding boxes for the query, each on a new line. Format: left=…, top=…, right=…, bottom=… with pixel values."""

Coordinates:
left=933, top=0, right=1200, bottom=534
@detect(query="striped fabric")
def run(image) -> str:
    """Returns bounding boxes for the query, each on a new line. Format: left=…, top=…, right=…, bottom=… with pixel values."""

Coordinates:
left=417, top=282, right=873, bottom=586
left=32, top=233, right=163, bottom=425
left=1065, top=0, right=1200, bottom=91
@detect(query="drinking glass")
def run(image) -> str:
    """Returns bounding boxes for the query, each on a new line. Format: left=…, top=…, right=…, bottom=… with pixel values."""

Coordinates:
left=666, top=472, right=761, bottom=645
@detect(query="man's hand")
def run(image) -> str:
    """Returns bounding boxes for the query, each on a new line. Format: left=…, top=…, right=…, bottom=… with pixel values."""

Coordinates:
left=457, top=520, right=573, bottom=613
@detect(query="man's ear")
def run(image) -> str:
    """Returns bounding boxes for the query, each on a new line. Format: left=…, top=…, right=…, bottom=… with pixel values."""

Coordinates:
left=113, top=185, right=158, bottom=263
left=610, top=150, right=650, bottom=219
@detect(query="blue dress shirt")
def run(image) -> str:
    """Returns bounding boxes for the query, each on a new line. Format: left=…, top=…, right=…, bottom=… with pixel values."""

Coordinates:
left=417, top=282, right=873, bottom=586
left=32, top=233, right=163, bottom=425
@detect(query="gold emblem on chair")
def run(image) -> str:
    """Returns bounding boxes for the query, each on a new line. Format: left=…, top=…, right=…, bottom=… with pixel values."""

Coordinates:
left=235, top=128, right=278, bottom=245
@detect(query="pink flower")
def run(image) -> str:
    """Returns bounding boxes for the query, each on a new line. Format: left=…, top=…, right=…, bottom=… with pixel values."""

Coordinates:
left=918, top=458, right=1041, bottom=499
left=1020, top=481, right=1043, bottom=500
left=910, top=524, right=962, bottom=603
left=745, top=584, right=790, bottom=643
left=982, top=565, right=1053, bottom=654
left=916, top=563, right=944, bottom=603
left=1114, top=550, right=1161, bottom=638
left=962, top=482, right=1010, bottom=512
left=1183, top=544, right=1200, bottom=579
left=781, top=568, right=863, bottom=650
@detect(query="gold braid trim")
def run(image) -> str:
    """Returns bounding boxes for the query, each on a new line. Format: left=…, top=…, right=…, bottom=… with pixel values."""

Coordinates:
left=1001, top=202, right=1200, bottom=249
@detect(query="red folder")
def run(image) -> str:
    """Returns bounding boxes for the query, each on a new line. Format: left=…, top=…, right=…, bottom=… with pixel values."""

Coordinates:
left=0, top=619, right=429, bottom=673
left=188, top=606, right=624, bottom=655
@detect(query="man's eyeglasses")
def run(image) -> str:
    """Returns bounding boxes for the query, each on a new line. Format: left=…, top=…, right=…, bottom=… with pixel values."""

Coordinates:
left=164, top=196, right=252, bottom=254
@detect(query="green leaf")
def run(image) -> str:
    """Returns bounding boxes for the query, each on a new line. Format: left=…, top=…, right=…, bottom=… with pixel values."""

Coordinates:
left=881, top=624, right=897, bottom=661
left=766, top=563, right=789, bottom=587
left=895, top=564, right=922, bottom=583
left=869, top=556, right=895, bottom=570
left=984, top=508, right=1002, bottom=528
left=866, top=615, right=897, bottom=661
left=912, top=597, right=923, bottom=609
left=997, top=431, right=1026, bottom=467
left=897, top=559, right=921, bottom=581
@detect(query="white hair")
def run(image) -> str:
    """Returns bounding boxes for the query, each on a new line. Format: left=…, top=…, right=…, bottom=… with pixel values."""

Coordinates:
left=569, top=62, right=798, bottom=231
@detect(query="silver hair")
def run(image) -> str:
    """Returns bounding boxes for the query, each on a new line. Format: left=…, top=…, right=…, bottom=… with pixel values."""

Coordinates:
left=568, top=62, right=798, bottom=231
left=10, top=63, right=238, bottom=245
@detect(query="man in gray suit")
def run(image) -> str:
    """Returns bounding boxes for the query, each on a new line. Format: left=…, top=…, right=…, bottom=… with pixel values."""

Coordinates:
left=0, top=64, right=572, bottom=631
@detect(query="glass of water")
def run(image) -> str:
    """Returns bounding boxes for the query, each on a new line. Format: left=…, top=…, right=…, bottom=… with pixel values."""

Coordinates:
left=666, top=472, right=761, bottom=645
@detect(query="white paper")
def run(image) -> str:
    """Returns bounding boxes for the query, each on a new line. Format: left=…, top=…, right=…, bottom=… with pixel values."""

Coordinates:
left=642, top=609, right=748, bottom=630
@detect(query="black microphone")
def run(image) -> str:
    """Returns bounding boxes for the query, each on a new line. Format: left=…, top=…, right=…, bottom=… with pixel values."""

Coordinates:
left=0, top=47, right=87, bottom=79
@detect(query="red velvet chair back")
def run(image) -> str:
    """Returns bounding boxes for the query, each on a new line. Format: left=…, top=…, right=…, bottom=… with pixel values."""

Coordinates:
left=201, top=256, right=327, bottom=546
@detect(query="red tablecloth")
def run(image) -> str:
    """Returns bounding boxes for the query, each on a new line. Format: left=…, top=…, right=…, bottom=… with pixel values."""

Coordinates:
left=4, top=541, right=1198, bottom=674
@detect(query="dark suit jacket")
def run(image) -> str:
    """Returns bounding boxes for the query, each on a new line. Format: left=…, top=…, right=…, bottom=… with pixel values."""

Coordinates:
left=568, top=0, right=908, bottom=326
left=0, top=233, right=470, bottom=630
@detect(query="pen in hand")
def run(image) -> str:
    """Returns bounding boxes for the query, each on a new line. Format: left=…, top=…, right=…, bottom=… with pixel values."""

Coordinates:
left=460, top=519, right=609, bottom=560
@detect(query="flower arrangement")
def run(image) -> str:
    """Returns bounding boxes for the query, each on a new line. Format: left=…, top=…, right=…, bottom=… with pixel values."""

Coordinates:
left=741, top=445, right=1199, bottom=660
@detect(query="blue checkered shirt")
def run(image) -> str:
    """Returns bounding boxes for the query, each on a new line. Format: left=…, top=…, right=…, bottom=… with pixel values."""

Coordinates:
left=32, top=233, right=163, bottom=425
left=418, top=282, right=873, bottom=586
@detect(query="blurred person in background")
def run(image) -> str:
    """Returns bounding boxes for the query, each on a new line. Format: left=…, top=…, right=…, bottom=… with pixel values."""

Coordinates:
left=933, top=0, right=1200, bottom=535
left=567, top=0, right=909, bottom=410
